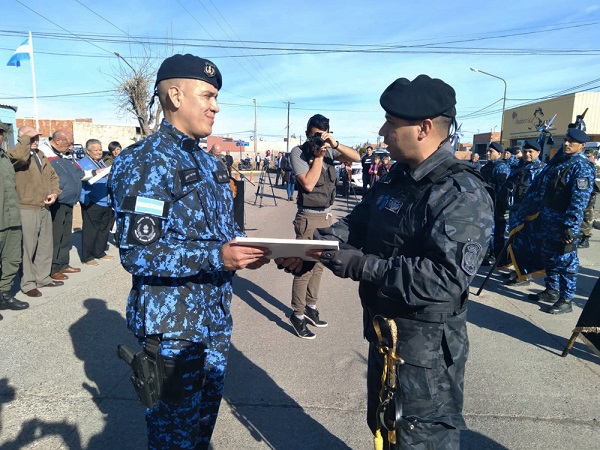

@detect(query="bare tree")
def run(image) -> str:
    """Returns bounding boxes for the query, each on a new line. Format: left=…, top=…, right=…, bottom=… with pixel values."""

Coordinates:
left=111, top=52, right=162, bottom=138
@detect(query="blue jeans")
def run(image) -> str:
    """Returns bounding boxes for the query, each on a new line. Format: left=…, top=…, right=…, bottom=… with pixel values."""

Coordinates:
left=286, top=180, right=295, bottom=199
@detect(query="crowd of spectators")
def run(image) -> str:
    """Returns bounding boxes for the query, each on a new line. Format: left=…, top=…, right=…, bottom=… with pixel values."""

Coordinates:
left=0, top=123, right=120, bottom=320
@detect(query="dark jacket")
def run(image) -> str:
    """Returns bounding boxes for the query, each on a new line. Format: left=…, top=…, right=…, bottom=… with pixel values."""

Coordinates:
left=48, top=150, right=84, bottom=206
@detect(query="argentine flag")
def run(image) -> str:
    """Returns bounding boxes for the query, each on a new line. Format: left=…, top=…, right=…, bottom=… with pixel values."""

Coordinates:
left=7, top=37, right=32, bottom=67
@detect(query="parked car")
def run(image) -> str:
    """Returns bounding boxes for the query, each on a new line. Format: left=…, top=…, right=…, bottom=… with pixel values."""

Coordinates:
left=71, top=144, right=85, bottom=160
left=336, top=162, right=364, bottom=194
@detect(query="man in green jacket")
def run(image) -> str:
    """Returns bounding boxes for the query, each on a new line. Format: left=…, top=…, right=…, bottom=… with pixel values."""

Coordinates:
left=0, top=120, right=29, bottom=318
left=9, top=126, right=63, bottom=298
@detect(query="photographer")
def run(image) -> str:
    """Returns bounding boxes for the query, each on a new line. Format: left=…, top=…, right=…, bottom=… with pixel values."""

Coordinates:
left=288, top=114, right=359, bottom=339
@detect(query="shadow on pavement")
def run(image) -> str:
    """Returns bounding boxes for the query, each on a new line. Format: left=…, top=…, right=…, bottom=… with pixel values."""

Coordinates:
left=233, top=275, right=291, bottom=334
left=224, top=344, right=351, bottom=449
left=461, top=429, right=509, bottom=449
left=0, top=378, right=84, bottom=450
left=468, top=298, right=599, bottom=363
left=68, top=298, right=145, bottom=450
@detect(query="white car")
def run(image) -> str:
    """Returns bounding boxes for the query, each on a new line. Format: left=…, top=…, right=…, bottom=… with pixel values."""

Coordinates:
left=337, top=162, right=364, bottom=193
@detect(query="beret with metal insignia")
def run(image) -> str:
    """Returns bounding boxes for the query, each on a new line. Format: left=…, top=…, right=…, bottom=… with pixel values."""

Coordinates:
left=380, top=74, right=456, bottom=120
left=488, top=142, right=503, bottom=153
left=523, top=140, right=541, bottom=152
left=566, top=127, right=590, bottom=144
left=155, top=54, right=222, bottom=90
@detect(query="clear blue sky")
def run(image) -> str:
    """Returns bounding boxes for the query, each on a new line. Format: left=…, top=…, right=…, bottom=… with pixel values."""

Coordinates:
left=2, top=0, right=600, bottom=146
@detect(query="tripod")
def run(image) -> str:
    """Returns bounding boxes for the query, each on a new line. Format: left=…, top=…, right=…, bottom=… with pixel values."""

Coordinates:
left=343, top=179, right=358, bottom=210
left=253, top=163, right=278, bottom=207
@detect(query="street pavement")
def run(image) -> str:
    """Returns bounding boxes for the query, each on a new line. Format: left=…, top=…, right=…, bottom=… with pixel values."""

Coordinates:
left=1, top=182, right=599, bottom=450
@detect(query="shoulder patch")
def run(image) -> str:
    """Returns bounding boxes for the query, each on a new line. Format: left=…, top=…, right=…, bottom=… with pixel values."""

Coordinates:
left=462, top=242, right=482, bottom=276
left=576, top=178, right=589, bottom=190
left=129, top=214, right=161, bottom=245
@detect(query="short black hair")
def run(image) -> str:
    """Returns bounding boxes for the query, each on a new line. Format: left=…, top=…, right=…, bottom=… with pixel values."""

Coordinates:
left=108, top=141, right=122, bottom=155
left=306, top=114, right=329, bottom=132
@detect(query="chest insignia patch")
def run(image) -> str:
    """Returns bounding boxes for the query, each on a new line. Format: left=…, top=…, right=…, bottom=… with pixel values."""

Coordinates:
left=576, top=178, right=589, bottom=190
left=462, top=242, right=482, bottom=276
left=384, top=197, right=403, bottom=214
left=213, top=169, right=230, bottom=184
left=179, top=168, right=201, bottom=186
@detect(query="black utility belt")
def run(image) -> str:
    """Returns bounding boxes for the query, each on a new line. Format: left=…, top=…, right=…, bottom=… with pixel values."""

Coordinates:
left=395, top=306, right=467, bottom=323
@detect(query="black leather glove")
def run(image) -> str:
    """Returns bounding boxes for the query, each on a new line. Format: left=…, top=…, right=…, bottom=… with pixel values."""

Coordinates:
left=562, top=228, right=575, bottom=243
left=277, top=261, right=315, bottom=277
left=320, top=245, right=368, bottom=281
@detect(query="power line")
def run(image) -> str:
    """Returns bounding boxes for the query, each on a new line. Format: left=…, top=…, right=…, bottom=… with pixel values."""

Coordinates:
left=12, top=1, right=114, bottom=55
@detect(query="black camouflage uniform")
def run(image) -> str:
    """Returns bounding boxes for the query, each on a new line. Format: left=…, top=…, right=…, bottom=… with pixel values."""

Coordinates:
left=314, top=75, right=494, bottom=449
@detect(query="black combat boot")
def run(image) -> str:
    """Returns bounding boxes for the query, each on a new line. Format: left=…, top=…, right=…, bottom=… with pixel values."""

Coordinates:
left=528, top=289, right=559, bottom=302
left=0, top=293, right=29, bottom=310
left=548, top=299, right=573, bottom=314
left=578, top=236, right=590, bottom=249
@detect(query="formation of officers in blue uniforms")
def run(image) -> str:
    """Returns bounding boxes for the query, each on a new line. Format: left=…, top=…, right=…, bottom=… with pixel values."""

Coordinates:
left=480, top=127, right=596, bottom=315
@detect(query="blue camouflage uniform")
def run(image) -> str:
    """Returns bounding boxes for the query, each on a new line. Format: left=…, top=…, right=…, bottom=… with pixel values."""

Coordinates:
left=109, top=119, right=242, bottom=449
left=538, top=151, right=595, bottom=301
left=480, top=159, right=511, bottom=258
left=499, top=158, right=545, bottom=230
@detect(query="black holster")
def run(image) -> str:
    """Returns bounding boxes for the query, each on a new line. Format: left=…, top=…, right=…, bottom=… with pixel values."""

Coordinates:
left=117, top=336, right=164, bottom=409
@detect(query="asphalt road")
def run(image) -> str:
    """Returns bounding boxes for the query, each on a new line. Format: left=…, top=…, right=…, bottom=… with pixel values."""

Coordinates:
left=1, top=182, right=599, bottom=449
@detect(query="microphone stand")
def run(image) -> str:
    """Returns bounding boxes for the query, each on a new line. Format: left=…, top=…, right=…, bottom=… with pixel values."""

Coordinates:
left=222, top=156, right=256, bottom=186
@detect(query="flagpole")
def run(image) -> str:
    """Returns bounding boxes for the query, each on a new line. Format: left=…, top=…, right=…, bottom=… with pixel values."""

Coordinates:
left=28, top=31, right=39, bottom=130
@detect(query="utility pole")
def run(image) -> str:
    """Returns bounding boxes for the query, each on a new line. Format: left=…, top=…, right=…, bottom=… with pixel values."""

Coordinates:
left=284, top=101, right=295, bottom=152
left=253, top=98, right=257, bottom=156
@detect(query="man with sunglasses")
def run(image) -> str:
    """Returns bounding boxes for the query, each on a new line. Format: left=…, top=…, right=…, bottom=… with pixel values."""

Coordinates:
left=287, top=114, right=359, bottom=339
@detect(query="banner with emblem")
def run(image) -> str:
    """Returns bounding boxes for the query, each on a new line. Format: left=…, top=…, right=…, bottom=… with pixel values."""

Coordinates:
left=507, top=212, right=546, bottom=281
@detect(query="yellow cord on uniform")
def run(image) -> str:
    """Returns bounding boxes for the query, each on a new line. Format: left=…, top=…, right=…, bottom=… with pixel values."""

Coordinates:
left=374, top=429, right=383, bottom=450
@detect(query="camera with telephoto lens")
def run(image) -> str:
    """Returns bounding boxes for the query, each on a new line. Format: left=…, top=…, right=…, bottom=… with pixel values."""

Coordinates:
left=307, top=132, right=326, bottom=150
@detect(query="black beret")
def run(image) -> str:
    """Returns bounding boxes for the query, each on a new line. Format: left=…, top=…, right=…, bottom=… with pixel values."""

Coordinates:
left=155, top=54, right=222, bottom=90
left=488, top=142, right=503, bottom=153
left=510, top=146, right=523, bottom=155
left=523, top=140, right=541, bottom=152
left=380, top=75, right=456, bottom=120
left=584, top=146, right=598, bottom=156
left=566, top=128, right=590, bottom=143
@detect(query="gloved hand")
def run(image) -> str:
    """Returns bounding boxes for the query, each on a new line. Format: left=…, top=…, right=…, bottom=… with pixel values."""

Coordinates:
left=319, top=245, right=369, bottom=281
left=276, top=260, right=315, bottom=276
left=562, top=228, right=575, bottom=244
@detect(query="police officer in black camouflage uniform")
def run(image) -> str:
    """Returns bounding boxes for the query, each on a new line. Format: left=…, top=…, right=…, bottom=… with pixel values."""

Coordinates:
left=277, top=75, right=493, bottom=449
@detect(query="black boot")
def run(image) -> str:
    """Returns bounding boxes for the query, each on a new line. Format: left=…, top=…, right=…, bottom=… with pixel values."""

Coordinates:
left=548, top=299, right=573, bottom=314
left=0, top=292, right=29, bottom=310
left=528, top=289, right=559, bottom=302
left=578, top=236, right=590, bottom=249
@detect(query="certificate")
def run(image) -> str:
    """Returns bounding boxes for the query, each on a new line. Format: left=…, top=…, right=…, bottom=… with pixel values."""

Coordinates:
left=88, top=165, right=111, bottom=185
left=235, top=237, right=339, bottom=261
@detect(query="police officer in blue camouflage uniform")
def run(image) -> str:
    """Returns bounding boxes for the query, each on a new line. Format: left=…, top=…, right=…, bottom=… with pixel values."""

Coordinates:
left=579, top=146, right=600, bottom=248
left=109, top=54, right=270, bottom=449
left=277, top=75, right=493, bottom=449
left=496, top=139, right=544, bottom=272
left=480, top=142, right=511, bottom=265
left=527, top=128, right=595, bottom=314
